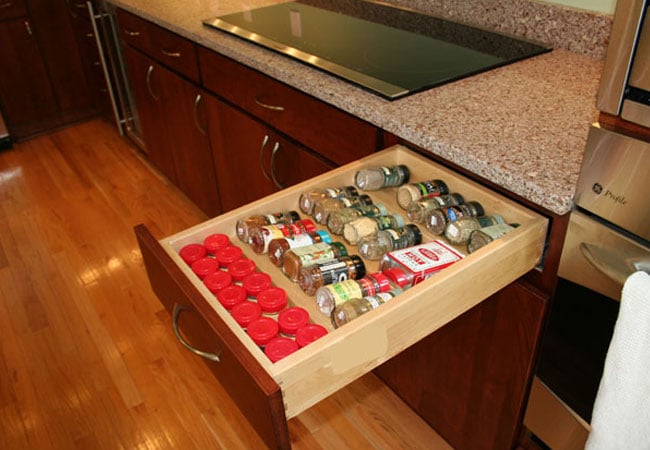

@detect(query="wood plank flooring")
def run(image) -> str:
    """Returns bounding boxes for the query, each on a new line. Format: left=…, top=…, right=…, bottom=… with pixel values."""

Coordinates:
left=0, top=119, right=453, bottom=449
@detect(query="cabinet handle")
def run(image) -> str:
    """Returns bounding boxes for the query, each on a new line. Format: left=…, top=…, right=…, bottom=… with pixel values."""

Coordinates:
left=172, top=304, right=221, bottom=363
left=269, top=141, right=284, bottom=189
left=123, top=28, right=140, bottom=37
left=23, top=20, right=32, bottom=36
left=254, top=96, right=285, bottom=112
left=145, top=65, right=160, bottom=101
left=0, top=2, right=13, bottom=9
left=161, top=48, right=181, bottom=58
left=193, top=94, right=207, bottom=135
left=259, top=135, right=273, bottom=182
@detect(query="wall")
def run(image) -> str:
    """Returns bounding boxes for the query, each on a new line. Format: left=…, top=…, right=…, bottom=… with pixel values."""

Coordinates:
left=545, top=0, right=616, bottom=14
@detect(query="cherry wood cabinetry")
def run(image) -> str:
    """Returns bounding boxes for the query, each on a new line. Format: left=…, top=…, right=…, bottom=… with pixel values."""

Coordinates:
left=0, top=0, right=101, bottom=139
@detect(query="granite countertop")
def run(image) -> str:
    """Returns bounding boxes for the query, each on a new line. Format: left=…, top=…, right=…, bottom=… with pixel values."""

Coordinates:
left=109, top=0, right=609, bottom=215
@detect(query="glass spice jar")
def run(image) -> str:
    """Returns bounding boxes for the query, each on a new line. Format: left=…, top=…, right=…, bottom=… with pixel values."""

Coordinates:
left=178, top=243, right=207, bottom=265
left=265, top=337, right=299, bottom=362
left=249, top=219, right=317, bottom=254
left=235, top=210, right=300, bottom=243
left=257, top=287, right=288, bottom=316
left=215, top=245, right=244, bottom=268
left=203, top=270, right=233, bottom=295
left=315, top=271, right=393, bottom=315
left=231, top=301, right=262, bottom=328
left=467, top=223, right=519, bottom=253
left=312, top=194, right=373, bottom=224
left=330, top=289, right=403, bottom=328
left=190, top=257, right=220, bottom=279
left=295, top=324, right=328, bottom=347
left=405, top=193, right=465, bottom=223
left=242, top=272, right=273, bottom=298
left=203, top=233, right=230, bottom=255
left=443, top=215, right=505, bottom=245
left=227, top=258, right=256, bottom=282
left=278, top=307, right=311, bottom=336
left=267, top=230, right=332, bottom=267
left=357, top=224, right=423, bottom=260
left=396, top=179, right=449, bottom=209
left=423, top=201, right=485, bottom=235
left=354, top=165, right=410, bottom=190
left=298, top=185, right=358, bottom=215
left=247, top=317, right=279, bottom=347
left=298, top=255, right=366, bottom=295
left=327, top=203, right=389, bottom=235
left=342, top=213, right=405, bottom=245
left=282, top=241, right=348, bottom=282
left=216, top=284, right=247, bottom=310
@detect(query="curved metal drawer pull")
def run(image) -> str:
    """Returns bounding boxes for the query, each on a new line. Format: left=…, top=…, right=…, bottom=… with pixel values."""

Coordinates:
left=193, top=94, right=207, bottom=135
left=161, top=48, right=181, bottom=58
left=259, top=135, right=272, bottom=182
left=145, top=65, right=160, bottom=101
left=254, top=96, right=285, bottom=112
left=123, top=29, right=140, bottom=37
left=172, top=304, right=221, bottom=363
left=579, top=242, right=650, bottom=288
left=269, top=142, right=284, bottom=189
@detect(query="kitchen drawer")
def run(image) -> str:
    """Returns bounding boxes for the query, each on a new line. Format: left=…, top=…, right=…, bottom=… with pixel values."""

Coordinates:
left=198, top=47, right=378, bottom=166
left=116, top=9, right=199, bottom=83
left=135, top=145, right=547, bottom=448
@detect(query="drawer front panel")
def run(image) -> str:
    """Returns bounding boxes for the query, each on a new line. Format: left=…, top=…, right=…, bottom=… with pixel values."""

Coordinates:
left=0, top=0, right=27, bottom=20
left=135, top=224, right=290, bottom=449
left=117, top=9, right=199, bottom=82
left=149, top=145, right=548, bottom=421
left=198, top=46, right=378, bottom=166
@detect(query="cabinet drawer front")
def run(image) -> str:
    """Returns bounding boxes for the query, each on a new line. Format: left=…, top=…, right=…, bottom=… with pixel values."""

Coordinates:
left=140, top=145, right=547, bottom=424
left=117, top=9, right=199, bottom=82
left=198, top=47, right=378, bottom=166
left=0, top=0, right=27, bottom=20
left=135, top=224, right=290, bottom=449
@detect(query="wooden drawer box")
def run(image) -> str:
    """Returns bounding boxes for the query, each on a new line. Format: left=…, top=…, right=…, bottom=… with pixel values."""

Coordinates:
left=198, top=47, right=378, bottom=166
left=116, top=9, right=199, bottom=83
left=135, top=145, right=548, bottom=448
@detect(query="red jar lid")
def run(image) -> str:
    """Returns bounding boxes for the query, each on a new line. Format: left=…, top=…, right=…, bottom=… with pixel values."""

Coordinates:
left=204, top=233, right=230, bottom=254
left=191, top=257, right=220, bottom=279
left=295, top=324, right=328, bottom=347
left=299, top=219, right=317, bottom=233
left=231, top=301, right=262, bottom=328
left=216, top=284, right=247, bottom=310
left=242, top=272, right=272, bottom=297
left=368, top=271, right=392, bottom=292
left=216, top=245, right=243, bottom=267
left=203, top=271, right=232, bottom=294
left=179, top=243, right=207, bottom=265
left=257, top=287, right=288, bottom=313
left=264, top=337, right=299, bottom=362
left=227, top=258, right=256, bottom=281
left=278, top=307, right=310, bottom=335
left=247, top=317, right=279, bottom=346
left=383, top=267, right=411, bottom=288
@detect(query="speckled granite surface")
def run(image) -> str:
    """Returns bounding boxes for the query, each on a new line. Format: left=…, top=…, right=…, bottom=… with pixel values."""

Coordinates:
left=109, top=0, right=609, bottom=215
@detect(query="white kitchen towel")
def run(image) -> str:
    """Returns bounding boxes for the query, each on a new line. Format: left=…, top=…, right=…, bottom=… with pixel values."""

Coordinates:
left=586, top=270, right=650, bottom=450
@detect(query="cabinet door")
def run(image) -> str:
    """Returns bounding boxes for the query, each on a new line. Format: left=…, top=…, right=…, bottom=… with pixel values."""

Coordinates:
left=0, top=18, right=58, bottom=137
left=205, top=96, right=277, bottom=212
left=122, top=45, right=177, bottom=183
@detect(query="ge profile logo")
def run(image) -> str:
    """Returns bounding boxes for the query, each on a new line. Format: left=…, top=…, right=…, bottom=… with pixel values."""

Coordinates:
left=592, top=182, right=603, bottom=195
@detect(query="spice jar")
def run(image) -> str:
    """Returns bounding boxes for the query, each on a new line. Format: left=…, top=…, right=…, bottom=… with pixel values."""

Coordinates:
left=249, top=219, right=317, bottom=254
left=379, top=240, right=464, bottom=288
left=215, top=245, right=243, bottom=268
left=342, top=213, right=405, bottom=245
left=265, top=337, right=299, bottom=362
left=190, top=257, right=220, bottom=279
left=467, top=223, right=519, bottom=253
left=331, top=289, right=403, bottom=328
left=267, top=230, right=332, bottom=267
left=235, top=210, right=300, bottom=243
left=203, top=271, right=233, bottom=295
left=298, top=255, right=366, bottom=295
left=315, top=271, right=393, bottom=315
left=227, top=258, right=256, bottom=282
left=203, top=233, right=230, bottom=255
left=298, top=186, right=358, bottom=215
left=443, top=215, right=505, bottom=245
left=178, top=243, right=207, bottom=265
left=405, top=193, right=465, bottom=223
left=354, top=165, right=410, bottom=190
left=242, top=272, right=272, bottom=298
left=247, top=317, right=279, bottom=347
left=423, top=201, right=485, bottom=235
left=231, top=301, right=262, bottom=328
left=278, top=307, right=310, bottom=336
left=295, top=324, right=328, bottom=347
left=282, top=241, right=348, bottom=282
left=396, top=179, right=449, bottom=209
left=216, top=284, right=247, bottom=310
left=357, top=224, right=423, bottom=260
left=257, top=287, right=288, bottom=316
left=312, top=194, right=373, bottom=224
left=327, top=203, right=389, bottom=235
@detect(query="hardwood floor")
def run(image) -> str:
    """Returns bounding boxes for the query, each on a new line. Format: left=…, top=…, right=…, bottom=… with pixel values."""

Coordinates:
left=0, top=119, right=453, bottom=449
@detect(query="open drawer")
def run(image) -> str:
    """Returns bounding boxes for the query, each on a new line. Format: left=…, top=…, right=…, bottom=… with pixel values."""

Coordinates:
left=135, top=145, right=548, bottom=448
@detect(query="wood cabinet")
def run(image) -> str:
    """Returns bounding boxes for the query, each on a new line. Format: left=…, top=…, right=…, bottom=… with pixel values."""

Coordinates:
left=121, top=44, right=221, bottom=216
left=135, top=145, right=549, bottom=450
left=206, top=97, right=336, bottom=212
left=0, top=0, right=101, bottom=139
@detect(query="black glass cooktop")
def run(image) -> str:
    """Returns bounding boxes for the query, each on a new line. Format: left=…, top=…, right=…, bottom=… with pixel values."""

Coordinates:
left=203, top=0, right=551, bottom=100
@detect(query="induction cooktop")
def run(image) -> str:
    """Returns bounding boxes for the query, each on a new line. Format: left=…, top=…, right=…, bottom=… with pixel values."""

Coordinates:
left=203, top=0, right=551, bottom=100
